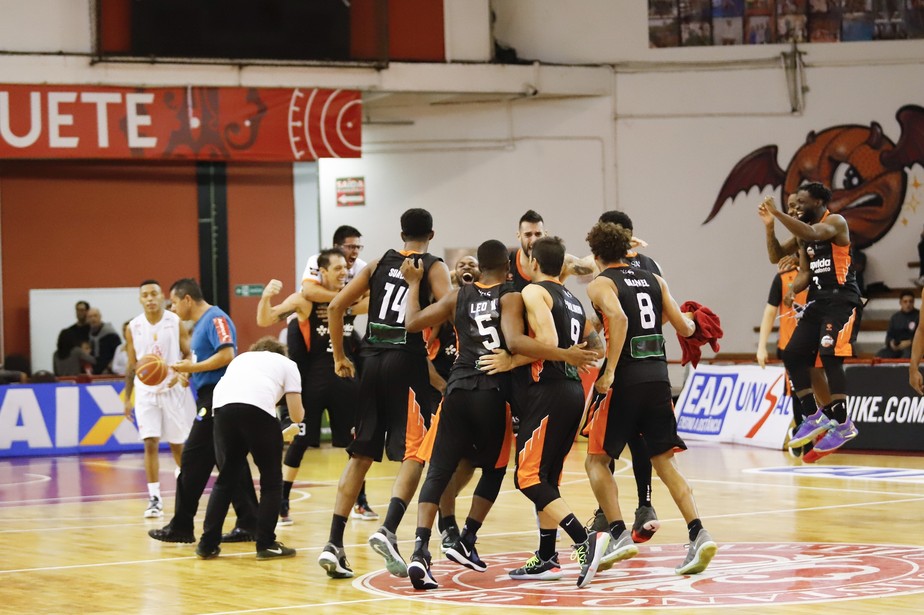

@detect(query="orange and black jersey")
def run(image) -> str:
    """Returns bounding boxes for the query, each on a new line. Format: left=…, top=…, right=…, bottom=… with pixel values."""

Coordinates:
left=364, top=249, right=442, bottom=356
left=506, top=249, right=532, bottom=292
left=447, top=282, right=508, bottom=393
left=427, top=321, right=458, bottom=380
left=594, top=265, right=669, bottom=385
left=287, top=305, right=357, bottom=368
left=625, top=251, right=661, bottom=276
left=805, top=212, right=860, bottom=302
left=530, top=280, right=585, bottom=383
left=767, top=269, right=807, bottom=351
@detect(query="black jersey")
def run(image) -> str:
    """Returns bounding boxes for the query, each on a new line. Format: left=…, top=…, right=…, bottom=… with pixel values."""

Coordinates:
left=287, top=304, right=356, bottom=368
left=428, top=321, right=458, bottom=380
left=529, top=280, right=585, bottom=383
left=364, top=249, right=442, bottom=356
left=805, top=212, right=861, bottom=302
left=448, top=282, right=507, bottom=393
left=625, top=250, right=662, bottom=276
left=506, top=249, right=532, bottom=292
left=595, top=264, right=669, bottom=385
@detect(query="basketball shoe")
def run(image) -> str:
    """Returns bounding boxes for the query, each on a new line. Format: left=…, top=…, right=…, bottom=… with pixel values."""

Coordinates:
left=598, top=528, right=639, bottom=571
left=144, top=495, right=163, bottom=519
left=279, top=499, right=293, bottom=526
left=318, top=543, right=353, bottom=578
left=351, top=503, right=379, bottom=520
left=440, top=526, right=460, bottom=553
left=508, top=552, right=563, bottom=581
left=675, top=529, right=718, bottom=575
left=256, top=541, right=296, bottom=560
left=788, top=408, right=835, bottom=448
left=445, top=536, right=487, bottom=572
left=803, top=418, right=858, bottom=463
left=408, top=551, right=439, bottom=590
left=632, top=505, right=659, bottom=543
left=573, top=531, right=610, bottom=588
left=369, top=527, right=408, bottom=577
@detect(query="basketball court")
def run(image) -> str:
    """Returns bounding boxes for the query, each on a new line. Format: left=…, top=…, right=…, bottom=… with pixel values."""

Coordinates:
left=2, top=441, right=923, bottom=613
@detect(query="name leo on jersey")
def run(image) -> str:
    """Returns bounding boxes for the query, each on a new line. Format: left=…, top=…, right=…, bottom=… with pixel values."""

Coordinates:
left=469, top=299, right=498, bottom=314
left=623, top=278, right=650, bottom=288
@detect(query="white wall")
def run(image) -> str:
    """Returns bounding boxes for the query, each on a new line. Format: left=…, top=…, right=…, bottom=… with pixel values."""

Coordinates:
left=3, top=0, right=924, bottom=358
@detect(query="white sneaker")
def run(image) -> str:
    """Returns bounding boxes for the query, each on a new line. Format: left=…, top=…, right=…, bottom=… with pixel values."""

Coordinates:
left=144, top=495, right=164, bottom=519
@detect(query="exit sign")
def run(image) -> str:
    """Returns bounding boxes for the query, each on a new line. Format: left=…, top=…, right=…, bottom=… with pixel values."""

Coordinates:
left=234, top=284, right=265, bottom=297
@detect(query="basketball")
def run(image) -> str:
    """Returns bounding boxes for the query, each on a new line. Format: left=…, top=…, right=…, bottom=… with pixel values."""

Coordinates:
left=135, top=354, right=168, bottom=386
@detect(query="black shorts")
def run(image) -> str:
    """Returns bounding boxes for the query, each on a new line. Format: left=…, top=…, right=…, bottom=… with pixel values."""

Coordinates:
left=427, top=388, right=513, bottom=472
left=347, top=350, right=433, bottom=463
left=585, top=380, right=686, bottom=459
left=785, top=296, right=862, bottom=360
left=514, top=379, right=584, bottom=491
left=301, top=362, right=359, bottom=447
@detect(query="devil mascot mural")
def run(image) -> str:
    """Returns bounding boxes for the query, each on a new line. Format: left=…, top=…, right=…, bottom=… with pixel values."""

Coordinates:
left=706, top=104, right=924, bottom=250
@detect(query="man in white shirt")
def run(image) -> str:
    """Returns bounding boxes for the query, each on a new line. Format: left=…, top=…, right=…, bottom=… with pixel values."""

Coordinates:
left=195, top=337, right=305, bottom=561
left=301, top=225, right=367, bottom=298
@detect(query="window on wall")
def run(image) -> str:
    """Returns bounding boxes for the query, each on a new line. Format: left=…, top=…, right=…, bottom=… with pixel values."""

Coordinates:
left=108, top=0, right=352, bottom=61
left=649, top=0, right=924, bottom=48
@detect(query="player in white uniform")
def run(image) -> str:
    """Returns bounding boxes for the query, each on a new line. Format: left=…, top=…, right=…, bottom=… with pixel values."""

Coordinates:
left=123, top=280, right=196, bottom=518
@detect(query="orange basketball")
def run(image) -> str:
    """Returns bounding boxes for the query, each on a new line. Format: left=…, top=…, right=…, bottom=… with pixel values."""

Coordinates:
left=136, top=354, right=168, bottom=386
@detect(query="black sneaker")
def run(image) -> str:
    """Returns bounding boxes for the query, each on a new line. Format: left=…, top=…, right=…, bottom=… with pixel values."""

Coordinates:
left=149, top=526, right=195, bottom=544
left=279, top=499, right=293, bottom=526
left=585, top=508, right=608, bottom=533
left=631, top=505, right=660, bottom=543
left=440, top=526, right=460, bottom=553
left=222, top=527, right=255, bottom=543
left=195, top=543, right=221, bottom=560
left=318, top=542, right=353, bottom=578
left=574, top=531, right=610, bottom=588
left=508, top=551, right=563, bottom=580
left=408, top=551, right=438, bottom=590
left=256, top=541, right=296, bottom=560
left=445, top=538, right=487, bottom=572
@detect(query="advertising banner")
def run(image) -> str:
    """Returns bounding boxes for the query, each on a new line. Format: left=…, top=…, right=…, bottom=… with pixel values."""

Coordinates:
left=843, top=364, right=924, bottom=452
left=0, top=381, right=151, bottom=457
left=674, top=364, right=792, bottom=449
left=0, top=85, right=361, bottom=162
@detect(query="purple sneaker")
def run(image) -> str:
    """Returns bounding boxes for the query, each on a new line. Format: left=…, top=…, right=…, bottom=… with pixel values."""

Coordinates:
left=812, top=418, right=858, bottom=453
left=789, top=409, right=834, bottom=448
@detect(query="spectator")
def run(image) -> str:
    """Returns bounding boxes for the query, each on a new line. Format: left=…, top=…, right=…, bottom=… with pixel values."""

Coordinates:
left=0, top=365, right=27, bottom=384
left=851, top=247, right=867, bottom=297
left=53, top=330, right=95, bottom=376
left=915, top=225, right=924, bottom=288
left=87, top=308, right=122, bottom=374
left=110, top=321, right=132, bottom=376
left=61, top=300, right=91, bottom=345
left=877, top=290, right=917, bottom=359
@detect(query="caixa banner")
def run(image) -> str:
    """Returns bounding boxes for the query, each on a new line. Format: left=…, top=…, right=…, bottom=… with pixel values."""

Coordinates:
left=0, top=382, right=151, bottom=457
left=674, top=364, right=793, bottom=449
left=0, top=85, right=361, bottom=162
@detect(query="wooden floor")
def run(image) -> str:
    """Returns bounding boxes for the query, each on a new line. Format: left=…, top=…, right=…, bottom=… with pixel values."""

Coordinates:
left=3, top=442, right=924, bottom=614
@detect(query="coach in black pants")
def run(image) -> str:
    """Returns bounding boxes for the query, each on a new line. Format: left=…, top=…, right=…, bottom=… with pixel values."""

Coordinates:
left=149, top=278, right=259, bottom=544
left=196, top=337, right=304, bottom=560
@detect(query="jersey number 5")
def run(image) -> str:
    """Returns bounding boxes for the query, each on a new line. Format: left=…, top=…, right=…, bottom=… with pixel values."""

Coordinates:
left=475, top=313, right=501, bottom=350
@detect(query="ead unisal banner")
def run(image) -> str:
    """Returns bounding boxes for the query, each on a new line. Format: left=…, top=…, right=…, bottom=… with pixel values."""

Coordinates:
left=674, top=364, right=792, bottom=449
left=0, top=84, right=361, bottom=162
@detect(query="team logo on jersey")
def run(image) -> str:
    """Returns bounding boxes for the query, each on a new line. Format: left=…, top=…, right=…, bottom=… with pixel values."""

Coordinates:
left=821, top=335, right=835, bottom=348
left=357, top=543, right=924, bottom=608
left=707, top=105, right=924, bottom=250
left=806, top=245, right=816, bottom=259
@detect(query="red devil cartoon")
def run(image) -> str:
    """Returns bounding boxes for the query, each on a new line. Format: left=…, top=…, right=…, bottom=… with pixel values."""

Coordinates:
left=706, top=105, right=924, bottom=249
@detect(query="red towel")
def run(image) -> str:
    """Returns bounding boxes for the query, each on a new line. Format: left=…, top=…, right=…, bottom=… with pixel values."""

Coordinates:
left=677, top=301, right=723, bottom=367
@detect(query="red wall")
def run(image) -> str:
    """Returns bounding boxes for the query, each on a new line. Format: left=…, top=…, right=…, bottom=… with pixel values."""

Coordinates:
left=0, top=161, right=295, bottom=365
left=351, top=0, right=446, bottom=62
